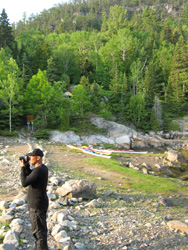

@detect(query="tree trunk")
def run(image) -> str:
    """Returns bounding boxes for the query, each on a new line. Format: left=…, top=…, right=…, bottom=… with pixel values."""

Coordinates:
left=9, top=97, right=12, bottom=132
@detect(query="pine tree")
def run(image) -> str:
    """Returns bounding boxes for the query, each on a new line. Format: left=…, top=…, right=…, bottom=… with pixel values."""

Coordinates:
left=0, top=9, right=15, bottom=50
left=167, top=36, right=188, bottom=108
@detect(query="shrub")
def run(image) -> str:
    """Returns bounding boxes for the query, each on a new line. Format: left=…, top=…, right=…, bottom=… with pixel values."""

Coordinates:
left=34, top=129, right=50, bottom=140
left=169, top=122, right=180, bottom=131
left=0, top=130, right=18, bottom=137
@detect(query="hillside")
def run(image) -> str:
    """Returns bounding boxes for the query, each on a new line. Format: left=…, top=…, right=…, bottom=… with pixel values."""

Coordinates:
left=1, top=0, right=188, bottom=135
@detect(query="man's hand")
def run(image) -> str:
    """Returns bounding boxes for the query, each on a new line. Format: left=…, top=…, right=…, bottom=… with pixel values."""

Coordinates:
left=20, top=159, right=28, bottom=167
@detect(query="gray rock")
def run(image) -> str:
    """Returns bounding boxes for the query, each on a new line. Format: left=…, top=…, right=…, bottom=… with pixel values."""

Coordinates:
left=0, top=243, right=16, bottom=250
left=54, top=230, right=68, bottom=242
left=3, top=230, right=19, bottom=247
left=56, top=179, right=97, bottom=200
left=74, top=242, right=85, bottom=250
left=166, top=150, right=187, bottom=163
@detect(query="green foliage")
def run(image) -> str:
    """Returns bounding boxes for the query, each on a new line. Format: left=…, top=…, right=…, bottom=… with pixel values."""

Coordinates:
left=0, top=234, right=4, bottom=244
left=169, top=122, right=180, bottom=131
left=1, top=2, right=188, bottom=133
left=34, top=129, right=50, bottom=140
left=0, top=9, right=15, bottom=51
left=0, top=130, right=18, bottom=137
left=71, top=84, right=92, bottom=116
left=127, top=93, right=148, bottom=129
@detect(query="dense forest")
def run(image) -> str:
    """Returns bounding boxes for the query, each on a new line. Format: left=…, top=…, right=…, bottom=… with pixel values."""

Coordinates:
left=1, top=0, right=188, bottom=135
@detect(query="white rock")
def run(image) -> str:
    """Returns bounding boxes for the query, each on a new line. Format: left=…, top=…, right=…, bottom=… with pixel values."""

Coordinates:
left=49, top=176, right=62, bottom=186
left=57, top=213, right=66, bottom=223
left=49, top=202, right=61, bottom=209
left=9, top=219, right=24, bottom=228
left=0, top=201, right=9, bottom=210
left=51, top=224, right=64, bottom=237
left=1, top=159, right=10, bottom=166
left=54, top=230, right=68, bottom=242
left=3, top=230, right=19, bottom=247
left=85, top=199, right=100, bottom=208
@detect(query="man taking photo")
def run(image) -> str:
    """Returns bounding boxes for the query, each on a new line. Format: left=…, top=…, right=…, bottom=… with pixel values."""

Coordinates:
left=20, top=148, right=49, bottom=250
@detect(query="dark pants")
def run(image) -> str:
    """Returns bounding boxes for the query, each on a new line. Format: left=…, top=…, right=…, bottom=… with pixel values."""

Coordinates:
left=29, top=208, right=48, bottom=250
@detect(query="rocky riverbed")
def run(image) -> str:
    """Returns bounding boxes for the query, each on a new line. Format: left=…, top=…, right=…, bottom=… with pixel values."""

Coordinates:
left=1, top=140, right=188, bottom=249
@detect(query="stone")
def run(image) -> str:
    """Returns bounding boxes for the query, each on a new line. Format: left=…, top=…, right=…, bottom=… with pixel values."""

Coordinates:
left=50, top=131, right=81, bottom=144
left=9, top=219, right=24, bottom=227
left=1, top=159, right=10, bottom=166
left=0, top=243, right=16, bottom=250
left=49, top=201, right=61, bottom=209
left=85, top=199, right=100, bottom=208
left=54, top=231, right=68, bottom=242
left=57, top=213, right=66, bottom=223
left=11, top=199, right=25, bottom=206
left=0, top=215, right=14, bottom=223
left=49, top=176, right=62, bottom=186
left=167, top=220, right=188, bottom=234
left=0, top=201, right=9, bottom=210
left=74, top=242, right=85, bottom=250
left=51, top=224, right=64, bottom=237
left=103, top=190, right=114, bottom=196
left=128, top=162, right=139, bottom=171
left=141, top=167, right=148, bottom=175
left=3, top=230, right=19, bottom=247
left=59, top=196, right=69, bottom=206
left=56, top=179, right=97, bottom=199
left=47, top=191, right=57, bottom=201
left=166, top=150, right=187, bottom=163
left=115, top=136, right=130, bottom=148
left=62, top=238, right=75, bottom=250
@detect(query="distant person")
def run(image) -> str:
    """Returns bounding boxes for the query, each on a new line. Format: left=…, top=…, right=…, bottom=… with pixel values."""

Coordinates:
left=20, top=148, right=49, bottom=250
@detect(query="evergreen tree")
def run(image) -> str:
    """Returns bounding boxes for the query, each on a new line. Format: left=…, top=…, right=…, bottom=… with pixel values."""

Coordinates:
left=167, top=36, right=188, bottom=109
left=0, top=9, right=15, bottom=50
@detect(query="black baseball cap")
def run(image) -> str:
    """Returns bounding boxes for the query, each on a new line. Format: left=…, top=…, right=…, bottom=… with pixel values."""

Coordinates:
left=27, top=148, right=44, bottom=157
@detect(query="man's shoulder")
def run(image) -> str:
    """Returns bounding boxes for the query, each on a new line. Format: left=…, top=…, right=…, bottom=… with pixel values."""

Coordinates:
left=40, top=164, right=48, bottom=172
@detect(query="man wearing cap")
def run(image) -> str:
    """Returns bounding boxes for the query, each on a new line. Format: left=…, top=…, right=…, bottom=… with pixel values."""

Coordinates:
left=20, top=148, right=49, bottom=250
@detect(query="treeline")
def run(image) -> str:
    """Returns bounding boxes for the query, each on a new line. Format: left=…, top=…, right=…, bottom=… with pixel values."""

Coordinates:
left=1, top=1, right=188, bottom=133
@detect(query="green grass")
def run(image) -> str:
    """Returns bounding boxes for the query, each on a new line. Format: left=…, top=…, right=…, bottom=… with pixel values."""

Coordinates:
left=85, top=157, right=188, bottom=194
left=0, top=234, right=4, bottom=244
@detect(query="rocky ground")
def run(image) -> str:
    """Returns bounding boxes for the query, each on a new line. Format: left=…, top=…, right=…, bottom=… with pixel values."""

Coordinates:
left=1, top=139, right=188, bottom=249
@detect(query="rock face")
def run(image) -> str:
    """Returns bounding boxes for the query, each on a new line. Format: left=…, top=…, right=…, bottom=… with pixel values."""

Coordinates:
left=49, top=115, right=188, bottom=149
left=50, top=115, right=137, bottom=148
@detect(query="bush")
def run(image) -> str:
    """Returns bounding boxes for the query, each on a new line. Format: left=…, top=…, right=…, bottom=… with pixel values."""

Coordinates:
left=0, top=130, right=18, bottom=137
left=34, top=129, right=50, bottom=140
left=169, top=122, right=180, bottom=131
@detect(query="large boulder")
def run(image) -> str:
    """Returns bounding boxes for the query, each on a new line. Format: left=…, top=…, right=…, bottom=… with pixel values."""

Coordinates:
left=56, top=179, right=97, bottom=200
left=166, top=150, right=187, bottom=163
left=115, top=136, right=130, bottom=149
left=50, top=131, right=81, bottom=144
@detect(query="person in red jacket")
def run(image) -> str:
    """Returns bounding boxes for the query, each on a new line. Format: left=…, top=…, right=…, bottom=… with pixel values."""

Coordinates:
left=20, top=148, right=49, bottom=250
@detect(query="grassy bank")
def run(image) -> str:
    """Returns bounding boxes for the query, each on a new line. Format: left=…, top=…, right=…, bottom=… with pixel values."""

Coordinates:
left=85, top=157, right=188, bottom=195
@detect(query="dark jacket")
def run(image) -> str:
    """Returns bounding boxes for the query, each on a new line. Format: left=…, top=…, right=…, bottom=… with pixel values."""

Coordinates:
left=21, top=164, right=49, bottom=210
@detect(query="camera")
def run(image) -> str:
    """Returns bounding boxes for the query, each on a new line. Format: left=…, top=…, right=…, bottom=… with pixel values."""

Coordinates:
left=19, top=155, right=30, bottom=163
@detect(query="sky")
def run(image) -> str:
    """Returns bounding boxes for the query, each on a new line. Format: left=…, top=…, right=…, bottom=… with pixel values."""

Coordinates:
left=0, top=0, right=67, bottom=24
